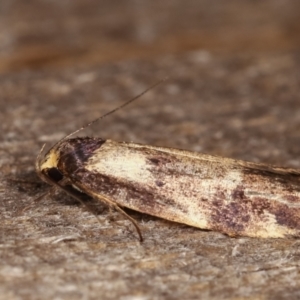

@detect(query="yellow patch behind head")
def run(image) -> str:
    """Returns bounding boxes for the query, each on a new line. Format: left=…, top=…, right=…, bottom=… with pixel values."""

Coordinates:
left=40, top=149, right=60, bottom=170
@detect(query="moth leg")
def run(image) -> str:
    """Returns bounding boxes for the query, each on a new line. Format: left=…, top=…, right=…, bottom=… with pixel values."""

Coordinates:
left=33, top=177, right=103, bottom=226
left=48, top=178, right=143, bottom=241
left=85, top=190, right=143, bottom=242
left=112, top=202, right=143, bottom=242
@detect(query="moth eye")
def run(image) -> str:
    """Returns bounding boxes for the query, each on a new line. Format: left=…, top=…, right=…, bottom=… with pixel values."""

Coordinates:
left=47, top=168, right=63, bottom=182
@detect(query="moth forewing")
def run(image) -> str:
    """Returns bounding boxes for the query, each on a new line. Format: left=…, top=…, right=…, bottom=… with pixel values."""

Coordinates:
left=38, top=136, right=300, bottom=240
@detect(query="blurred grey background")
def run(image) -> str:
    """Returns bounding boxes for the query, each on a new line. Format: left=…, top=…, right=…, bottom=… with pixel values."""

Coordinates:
left=1, top=0, right=299, bottom=72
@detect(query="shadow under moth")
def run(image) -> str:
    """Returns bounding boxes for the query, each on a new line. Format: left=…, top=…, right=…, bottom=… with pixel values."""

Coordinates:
left=36, top=81, right=300, bottom=241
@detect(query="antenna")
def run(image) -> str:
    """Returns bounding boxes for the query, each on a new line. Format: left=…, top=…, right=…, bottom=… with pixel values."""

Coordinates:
left=58, top=78, right=167, bottom=145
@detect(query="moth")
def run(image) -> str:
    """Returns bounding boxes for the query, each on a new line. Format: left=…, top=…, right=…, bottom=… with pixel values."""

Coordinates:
left=36, top=82, right=300, bottom=241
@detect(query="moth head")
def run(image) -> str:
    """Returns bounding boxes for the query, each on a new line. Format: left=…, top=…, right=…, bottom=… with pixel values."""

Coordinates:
left=36, top=145, right=64, bottom=185
left=36, top=137, right=105, bottom=185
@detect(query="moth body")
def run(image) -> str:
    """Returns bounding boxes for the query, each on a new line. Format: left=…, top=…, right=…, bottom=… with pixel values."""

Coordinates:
left=38, top=137, right=300, bottom=239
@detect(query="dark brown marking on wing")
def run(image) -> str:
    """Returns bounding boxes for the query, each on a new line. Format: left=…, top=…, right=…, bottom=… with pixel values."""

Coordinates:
left=155, top=180, right=165, bottom=187
left=285, top=195, right=300, bottom=202
left=210, top=184, right=300, bottom=236
left=269, top=203, right=300, bottom=231
left=57, top=138, right=105, bottom=174
left=67, top=168, right=188, bottom=216
left=242, top=167, right=300, bottom=193
left=231, top=186, right=245, bottom=200
left=248, top=197, right=271, bottom=216
left=210, top=197, right=251, bottom=235
left=146, top=152, right=211, bottom=178
left=148, top=157, right=172, bottom=166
